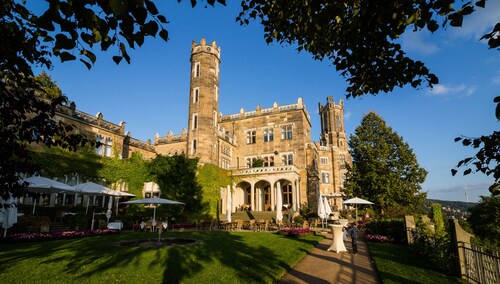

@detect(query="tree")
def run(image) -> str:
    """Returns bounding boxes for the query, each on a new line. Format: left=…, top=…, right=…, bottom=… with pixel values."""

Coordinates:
left=0, top=0, right=224, bottom=199
left=452, top=96, right=499, bottom=195
left=343, top=112, right=428, bottom=215
left=467, top=196, right=500, bottom=249
left=238, top=0, right=498, bottom=99
left=148, top=155, right=204, bottom=220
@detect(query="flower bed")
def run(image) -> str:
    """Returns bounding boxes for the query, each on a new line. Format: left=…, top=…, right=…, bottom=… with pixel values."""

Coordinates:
left=5, top=229, right=117, bottom=242
left=365, top=234, right=391, bottom=243
left=277, top=228, right=314, bottom=238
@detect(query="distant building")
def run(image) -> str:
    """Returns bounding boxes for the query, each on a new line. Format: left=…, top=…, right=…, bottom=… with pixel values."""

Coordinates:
left=54, top=39, right=351, bottom=214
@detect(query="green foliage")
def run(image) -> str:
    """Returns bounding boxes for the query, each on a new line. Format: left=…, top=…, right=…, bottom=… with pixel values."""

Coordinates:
left=364, top=219, right=406, bottom=244
left=197, top=164, right=233, bottom=219
left=344, top=112, right=428, bottom=215
left=368, top=243, right=463, bottom=282
left=98, top=152, right=149, bottom=197
left=28, top=145, right=102, bottom=180
left=452, top=97, right=500, bottom=192
left=34, top=72, right=62, bottom=98
left=238, top=0, right=496, bottom=99
left=467, top=196, right=500, bottom=249
left=412, top=217, right=455, bottom=274
left=148, top=155, right=204, bottom=221
left=431, top=203, right=445, bottom=235
left=252, top=158, right=264, bottom=167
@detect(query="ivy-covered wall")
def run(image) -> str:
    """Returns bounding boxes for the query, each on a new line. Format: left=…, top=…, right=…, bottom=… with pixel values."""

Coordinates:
left=197, top=164, right=233, bottom=219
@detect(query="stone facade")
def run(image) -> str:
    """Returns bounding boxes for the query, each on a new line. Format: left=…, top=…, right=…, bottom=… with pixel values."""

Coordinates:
left=55, top=38, right=351, bottom=214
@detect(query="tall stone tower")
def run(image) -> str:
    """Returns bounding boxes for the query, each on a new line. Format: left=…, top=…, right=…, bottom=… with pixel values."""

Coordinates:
left=187, top=38, right=221, bottom=164
left=318, top=96, right=347, bottom=151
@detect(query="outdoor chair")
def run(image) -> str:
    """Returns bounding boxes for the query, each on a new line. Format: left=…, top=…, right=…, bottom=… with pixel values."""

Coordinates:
left=132, top=221, right=141, bottom=232
left=54, top=210, right=64, bottom=223
left=236, top=219, right=243, bottom=231
left=302, top=220, right=309, bottom=229
left=145, top=220, right=153, bottom=232
left=156, top=221, right=163, bottom=232
left=248, top=219, right=257, bottom=231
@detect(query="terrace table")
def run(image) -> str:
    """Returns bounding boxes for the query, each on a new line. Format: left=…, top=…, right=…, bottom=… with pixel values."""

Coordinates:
left=107, top=221, right=123, bottom=230
left=327, top=224, right=347, bottom=253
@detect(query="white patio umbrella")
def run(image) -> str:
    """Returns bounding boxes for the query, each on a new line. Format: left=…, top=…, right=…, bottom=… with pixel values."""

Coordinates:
left=323, top=196, right=332, bottom=219
left=22, top=176, right=76, bottom=214
left=1, top=193, right=18, bottom=238
left=342, top=197, right=374, bottom=220
left=318, top=192, right=326, bottom=227
left=121, top=197, right=185, bottom=223
left=121, top=197, right=185, bottom=242
left=276, top=185, right=283, bottom=223
left=75, top=182, right=136, bottom=214
left=226, top=185, right=232, bottom=223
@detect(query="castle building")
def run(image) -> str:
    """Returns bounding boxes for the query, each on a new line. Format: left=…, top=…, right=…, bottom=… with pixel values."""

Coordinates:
left=54, top=39, right=351, bottom=214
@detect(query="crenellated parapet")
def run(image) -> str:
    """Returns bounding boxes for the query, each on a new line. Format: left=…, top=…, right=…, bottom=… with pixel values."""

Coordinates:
left=220, top=97, right=310, bottom=122
left=191, top=38, right=221, bottom=60
left=57, top=103, right=125, bottom=135
left=125, top=133, right=155, bottom=152
left=155, top=129, right=188, bottom=145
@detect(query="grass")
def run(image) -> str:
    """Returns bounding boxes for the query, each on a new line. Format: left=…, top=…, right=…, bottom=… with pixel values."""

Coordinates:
left=0, top=231, right=323, bottom=284
left=367, top=242, right=463, bottom=284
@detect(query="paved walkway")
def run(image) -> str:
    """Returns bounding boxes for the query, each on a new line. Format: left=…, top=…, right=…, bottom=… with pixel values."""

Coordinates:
left=277, top=229, right=380, bottom=284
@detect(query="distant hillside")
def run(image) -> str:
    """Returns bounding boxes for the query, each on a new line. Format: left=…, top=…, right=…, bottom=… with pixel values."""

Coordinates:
left=427, top=199, right=477, bottom=219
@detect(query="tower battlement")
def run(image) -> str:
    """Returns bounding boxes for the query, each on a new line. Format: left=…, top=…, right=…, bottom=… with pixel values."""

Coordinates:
left=191, top=38, right=221, bottom=60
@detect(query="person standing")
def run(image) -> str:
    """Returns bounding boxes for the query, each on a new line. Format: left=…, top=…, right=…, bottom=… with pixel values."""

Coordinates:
left=349, top=222, right=359, bottom=254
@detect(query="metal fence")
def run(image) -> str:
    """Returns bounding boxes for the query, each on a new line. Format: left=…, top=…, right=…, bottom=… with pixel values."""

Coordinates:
left=458, top=242, right=500, bottom=283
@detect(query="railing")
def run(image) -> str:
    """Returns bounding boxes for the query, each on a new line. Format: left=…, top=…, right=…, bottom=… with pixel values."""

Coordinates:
left=220, top=102, right=307, bottom=122
left=127, top=137, right=155, bottom=151
left=459, top=242, right=499, bottom=283
left=233, top=165, right=299, bottom=176
left=57, top=105, right=123, bottom=134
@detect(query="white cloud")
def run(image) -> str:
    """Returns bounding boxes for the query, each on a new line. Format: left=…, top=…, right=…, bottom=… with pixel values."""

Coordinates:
left=400, top=31, right=440, bottom=56
left=344, top=111, right=352, bottom=120
left=492, top=72, right=500, bottom=84
left=428, top=183, right=491, bottom=203
left=428, top=83, right=476, bottom=96
left=451, top=1, right=500, bottom=41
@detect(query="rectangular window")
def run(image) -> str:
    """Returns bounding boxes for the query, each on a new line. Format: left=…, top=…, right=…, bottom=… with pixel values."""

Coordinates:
left=264, top=156, right=274, bottom=167
left=103, top=137, right=112, bottom=157
left=246, top=130, right=256, bottom=144
left=192, top=114, right=198, bottom=130
left=192, top=140, right=197, bottom=154
left=321, top=172, right=330, bottom=184
left=282, top=154, right=293, bottom=165
left=214, top=85, right=218, bottom=101
left=281, top=125, right=293, bottom=140
left=194, top=62, right=200, bottom=77
left=263, top=128, right=274, bottom=142
left=95, top=136, right=102, bottom=155
left=320, top=157, right=329, bottom=165
left=193, top=88, right=199, bottom=103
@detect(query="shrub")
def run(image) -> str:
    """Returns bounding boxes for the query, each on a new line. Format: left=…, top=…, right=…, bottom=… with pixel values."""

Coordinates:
left=365, top=234, right=390, bottom=243
left=364, top=218, right=405, bottom=244
left=277, top=228, right=313, bottom=238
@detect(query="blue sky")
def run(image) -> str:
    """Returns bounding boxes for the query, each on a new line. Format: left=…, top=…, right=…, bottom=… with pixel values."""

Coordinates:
left=32, top=1, right=499, bottom=203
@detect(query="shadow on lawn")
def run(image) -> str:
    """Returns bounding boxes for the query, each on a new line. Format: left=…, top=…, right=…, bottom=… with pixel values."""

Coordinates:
left=0, top=231, right=312, bottom=283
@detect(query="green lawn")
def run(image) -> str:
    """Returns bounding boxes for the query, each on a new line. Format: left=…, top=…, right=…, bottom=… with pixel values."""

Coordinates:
left=367, top=242, right=463, bottom=284
left=0, top=231, right=322, bottom=284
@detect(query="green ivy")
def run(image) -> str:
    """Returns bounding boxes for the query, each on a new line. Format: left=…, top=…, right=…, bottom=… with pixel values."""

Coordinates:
left=197, top=164, right=233, bottom=219
left=28, top=144, right=102, bottom=179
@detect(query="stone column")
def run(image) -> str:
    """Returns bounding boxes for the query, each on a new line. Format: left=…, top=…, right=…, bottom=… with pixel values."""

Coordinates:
left=250, top=183, right=255, bottom=211
left=276, top=181, right=281, bottom=212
